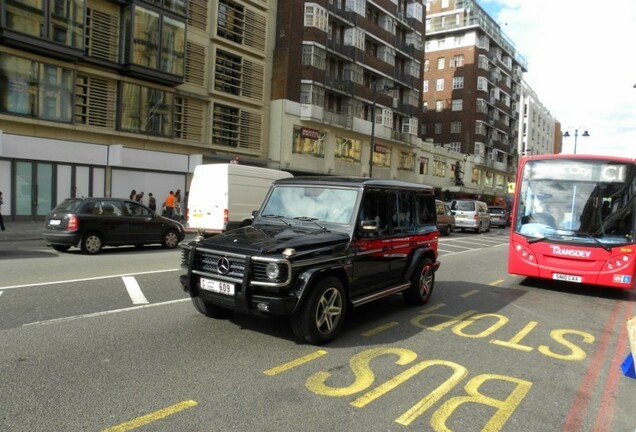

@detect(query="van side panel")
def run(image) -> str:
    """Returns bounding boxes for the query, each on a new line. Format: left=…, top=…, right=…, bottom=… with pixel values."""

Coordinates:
left=187, top=164, right=292, bottom=234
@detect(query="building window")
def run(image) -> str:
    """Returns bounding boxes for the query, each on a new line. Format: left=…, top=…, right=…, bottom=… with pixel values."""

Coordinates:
left=120, top=83, right=174, bottom=136
left=124, top=5, right=185, bottom=76
left=437, top=57, right=445, bottom=69
left=398, top=152, right=415, bottom=171
left=302, top=45, right=326, bottom=69
left=300, top=84, right=325, bottom=107
left=293, top=125, right=325, bottom=156
left=450, top=121, right=461, bottom=133
left=304, top=3, right=328, bottom=32
left=451, top=99, right=463, bottom=111
left=373, top=145, right=391, bottom=168
left=0, top=53, right=73, bottom=122
left=211, top=104, right=261, bottom=150
left=419, top=157, right=429, bottom=175
left=451, top=54, right=464, bottom=67
left=477, top=77, right=488, bottom=91
left=424, top=59, right=429, bottom=72
left=215, top=50, right=242, bottom=96
left=435, top=100, right=443, bottom=112
left=452, top=76, right=464, bottom=89
left=4, top=0, right=85, bottom=49
left=335, top=137, right=361, bottom=162
left=448, top=142, right=462, bottom=153
left=472, top=167, right=481, bottom=185
left=423, top=80, right=429, bottom=92
left=433, top=160, right=447, bottom=177
left=218, top=0, right=245, bottom=43
left=435, top=122, right=442, bottom=134
left=436, top=79, right=444, bottom=91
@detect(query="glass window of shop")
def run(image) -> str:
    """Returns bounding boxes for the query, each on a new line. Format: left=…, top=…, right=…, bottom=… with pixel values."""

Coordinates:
left=432, top=160, right=446, bottom=177
left=293, top=126, right=325, bottom=157
left=335, top=137, right=361, bottom=162
left=398, top=152, right=415, bottom=171
left=0, top=53, right=73, bottom=122
left=419, top=157, right=429, bottom=175
left=471, top=168, right=481, bottom=185
left=4, top=0, right=85, bottom=49
left=485, top=171, right=494, bottom=188
left=373, top=145, right=391, bottom=168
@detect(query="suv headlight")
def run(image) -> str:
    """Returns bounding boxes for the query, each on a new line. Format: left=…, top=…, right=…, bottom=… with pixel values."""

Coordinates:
left=266, top=262, right=280, bottom=279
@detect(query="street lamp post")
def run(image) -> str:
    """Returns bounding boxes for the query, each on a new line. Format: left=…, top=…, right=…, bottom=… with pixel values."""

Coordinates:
left=369, top=81, right=398, bottom=178
left=563, top=127, right=590, bottom=154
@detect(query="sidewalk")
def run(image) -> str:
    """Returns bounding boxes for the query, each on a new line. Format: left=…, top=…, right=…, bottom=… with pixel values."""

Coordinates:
left=0, top=221, right=46, bottom=242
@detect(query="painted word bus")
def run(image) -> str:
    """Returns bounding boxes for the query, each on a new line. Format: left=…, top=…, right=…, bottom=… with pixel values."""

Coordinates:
left=508, top=154, right=636, bottom=289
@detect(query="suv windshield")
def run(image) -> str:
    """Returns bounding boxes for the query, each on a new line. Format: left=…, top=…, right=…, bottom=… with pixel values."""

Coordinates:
left=515, top=159, right=636, bottom=244
left=260, top=186, right=359, bottom=225
left=452, top=201, right=475, bottom=211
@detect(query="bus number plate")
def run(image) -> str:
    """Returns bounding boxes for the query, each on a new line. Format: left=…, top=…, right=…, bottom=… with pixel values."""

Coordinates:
left=200, top=277, right=235, bottom=295
left=553, top=273, right=582, bottom=283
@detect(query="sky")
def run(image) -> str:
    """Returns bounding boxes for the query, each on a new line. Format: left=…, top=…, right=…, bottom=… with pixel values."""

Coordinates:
left=476, top=0, right=636, bottom=158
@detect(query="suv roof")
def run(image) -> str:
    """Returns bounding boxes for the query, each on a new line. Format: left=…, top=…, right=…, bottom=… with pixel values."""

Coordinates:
left=273, top=176, right=434, bottom=192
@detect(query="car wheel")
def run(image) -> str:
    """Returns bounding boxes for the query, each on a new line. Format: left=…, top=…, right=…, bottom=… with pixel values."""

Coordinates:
left=52, top=245, right=71, bottom=252
left=403, top=258, right=435, bottom=305
left=291, top=277, right=346, bottom=345
left=191, top=296, right=233, bottom=318
left=81, top=232, right=103, bottom=254
left=162, top=230, right=180, bottom=249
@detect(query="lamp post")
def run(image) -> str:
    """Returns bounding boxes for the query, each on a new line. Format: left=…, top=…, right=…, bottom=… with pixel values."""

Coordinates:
left=369, top=81, right=399, bottom=178
left=563, top=127, right=590, bottom=154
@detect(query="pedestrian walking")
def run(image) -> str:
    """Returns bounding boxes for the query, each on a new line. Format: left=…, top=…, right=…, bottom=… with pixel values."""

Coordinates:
left=148, top=193, right=157, bottom=212
left=164, top=190, right=176, bottom=219
left=129, top=189, right=137, bottom=200
left=0, top=191, right=5, bottom=231
left=134, top=191, right=144, bottom=203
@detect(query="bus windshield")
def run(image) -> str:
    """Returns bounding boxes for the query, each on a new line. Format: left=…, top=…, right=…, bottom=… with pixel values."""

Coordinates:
left=514, top=159, right=636, bottom=245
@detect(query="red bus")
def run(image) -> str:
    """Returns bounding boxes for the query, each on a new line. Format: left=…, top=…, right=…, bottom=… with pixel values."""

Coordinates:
left=508, top=154, right=636, bottom=289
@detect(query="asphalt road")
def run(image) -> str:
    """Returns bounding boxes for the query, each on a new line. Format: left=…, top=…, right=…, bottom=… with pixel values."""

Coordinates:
left=1, top=230, right=635, bottom=431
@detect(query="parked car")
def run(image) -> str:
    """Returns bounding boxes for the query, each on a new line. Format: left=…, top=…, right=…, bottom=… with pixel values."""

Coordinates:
left=488, top=206, right=509, bottom=228
left=450, top=199, right=491, bottom=233
left=436, top=200, right=455, bottom=235
left=43, top=197, right=186, bottom=254
left=180, top=177, right=441, bottom=345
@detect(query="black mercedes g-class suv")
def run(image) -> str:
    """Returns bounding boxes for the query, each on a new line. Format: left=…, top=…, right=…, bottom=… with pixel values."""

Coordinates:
left=180, top=177, right=440, bottom=344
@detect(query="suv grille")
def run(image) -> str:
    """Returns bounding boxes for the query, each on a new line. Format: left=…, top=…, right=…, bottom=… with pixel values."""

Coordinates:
left=193, top=248, right=246, bottom=280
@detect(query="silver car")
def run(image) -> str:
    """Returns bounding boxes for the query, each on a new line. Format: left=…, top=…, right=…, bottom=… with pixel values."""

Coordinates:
left=450, top=199, right=491, bottom=233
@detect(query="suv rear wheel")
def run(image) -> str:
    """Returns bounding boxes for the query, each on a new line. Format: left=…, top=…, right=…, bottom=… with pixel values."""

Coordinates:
left=403, top=258, right=435, bottom=305
left=291, top=277, right=346, bottom=345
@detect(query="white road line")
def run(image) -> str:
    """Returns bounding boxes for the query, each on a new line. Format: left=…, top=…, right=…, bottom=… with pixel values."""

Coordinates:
left=0, top=268, right=179, bottom=290
left=23, top=298, right=190, bottom=327
left=122, top=276, right=149, bottom=304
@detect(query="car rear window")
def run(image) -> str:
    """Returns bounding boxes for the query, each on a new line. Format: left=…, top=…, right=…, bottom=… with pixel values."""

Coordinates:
left=53, top=199, right=84, bottom=212
left=489, top=207, right=505, bottom=214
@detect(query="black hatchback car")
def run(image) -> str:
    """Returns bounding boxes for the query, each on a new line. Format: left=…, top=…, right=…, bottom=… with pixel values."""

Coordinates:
left=43, top=198, right=185, bottom=254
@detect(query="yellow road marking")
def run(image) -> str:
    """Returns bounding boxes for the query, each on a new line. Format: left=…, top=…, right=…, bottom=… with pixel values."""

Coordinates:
left=490, top=279, right=505, bottom=286
left=263, top=350, right=328, bottom=376
left=361, top=321, right=399, bottom=337
left=460, top=290, right=479, bottom=298
left=102, top=400, right=197, bottom=432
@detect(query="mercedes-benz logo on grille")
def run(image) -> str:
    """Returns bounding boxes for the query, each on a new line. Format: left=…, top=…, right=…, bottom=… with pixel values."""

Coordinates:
left=217, top=257, right=231, bottom=275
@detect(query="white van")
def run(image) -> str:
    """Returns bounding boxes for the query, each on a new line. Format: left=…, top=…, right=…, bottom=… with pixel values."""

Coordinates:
left=186, top=164, right=292, bottom=235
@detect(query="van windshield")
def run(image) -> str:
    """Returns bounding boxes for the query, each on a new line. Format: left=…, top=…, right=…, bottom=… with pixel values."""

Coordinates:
left=260, top=186, right=359, bottom=225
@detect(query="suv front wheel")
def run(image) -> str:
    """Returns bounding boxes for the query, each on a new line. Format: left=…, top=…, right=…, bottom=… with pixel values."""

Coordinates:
left=403, top=258, right=435, bottom=305
left=291, top=277, right=346, bottom=345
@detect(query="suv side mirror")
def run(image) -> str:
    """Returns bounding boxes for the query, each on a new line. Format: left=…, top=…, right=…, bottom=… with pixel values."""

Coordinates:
left=360, top=219, right=380, bottom=232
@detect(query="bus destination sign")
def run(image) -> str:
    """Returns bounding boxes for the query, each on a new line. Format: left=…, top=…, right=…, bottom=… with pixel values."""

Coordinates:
left=527, top=161, right=627, bottom=183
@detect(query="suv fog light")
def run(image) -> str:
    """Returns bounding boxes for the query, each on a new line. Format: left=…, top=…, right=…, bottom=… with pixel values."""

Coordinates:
left=266, top=262, right=280, bottom=279
left=257, top=302, right=270, bottom=312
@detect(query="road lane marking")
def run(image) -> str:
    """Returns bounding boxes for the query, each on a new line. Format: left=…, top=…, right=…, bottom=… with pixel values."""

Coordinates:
left=489, top=279, right=505, bottom=286
left=460, top=290, right=479, bottom=298
left=0, top=269, right=179, bottom=290
left=361, top=321, right=399, bottom=337
left=122, top=276, right=148, bottom=304
left=263, top=350, right=328, bottom=376
left=23, top=298, right=189, bottom=326
left=102, top=399, right=197, bottom=432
